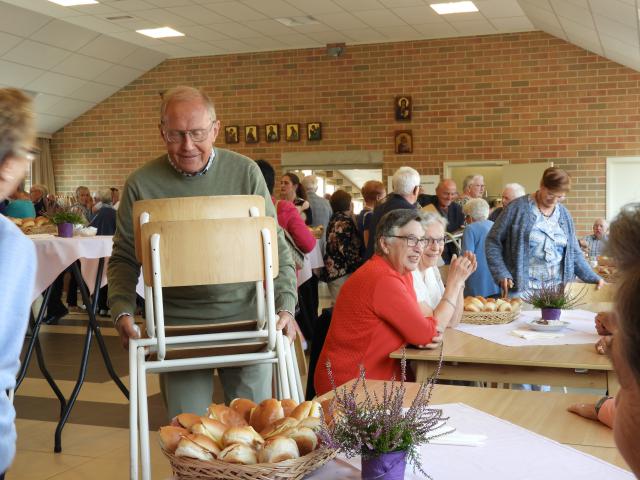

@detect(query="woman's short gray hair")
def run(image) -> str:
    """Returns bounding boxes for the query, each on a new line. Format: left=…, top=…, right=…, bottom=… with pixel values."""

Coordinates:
left=420, top=211, right=447, bottom=231
left=375, top=208, right=424, bottom=255
left=463, top=198, right=490, bottom=221
left=391, top=167, right=420, bottom=195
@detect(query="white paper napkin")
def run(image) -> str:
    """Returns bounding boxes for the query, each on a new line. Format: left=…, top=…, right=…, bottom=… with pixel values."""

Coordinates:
left=427, top=425, right=487, bottom=447
left=511, top=329, right=565, bottom=340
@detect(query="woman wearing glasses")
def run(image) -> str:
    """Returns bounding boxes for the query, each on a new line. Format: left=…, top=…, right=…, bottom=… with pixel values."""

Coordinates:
left=412, top=212, right=476, bottom=331
left=314, top=209, right=475, bottom=395
left=486, top=167, right=603, bottom=297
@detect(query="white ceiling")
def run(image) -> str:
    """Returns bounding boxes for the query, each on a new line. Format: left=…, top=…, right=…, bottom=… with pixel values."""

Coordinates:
left=0, top=0, right=638, bottom=135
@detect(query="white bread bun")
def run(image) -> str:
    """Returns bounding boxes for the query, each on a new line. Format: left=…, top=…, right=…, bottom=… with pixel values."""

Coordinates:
left=190, top=417, right=226, bottom=446
left=159, top=426, right=188, bottom=453
left=497, top=302, right=512, bottom=312
left=175, top=433, right=219, bottom=461
left=175, top=413, right=201, bottom=430
left=250, top=399, right=284, bottom=433
left=229, top=398, right=257, bottom=423
left=21, top=219, right=35, bottom=229
left=8, top=217, right=22, bottom=226
left=208, top=404, right=248, bottom=427
left=482, top=302, right=497, bottom=312
left=258, top=436, right=300, bottom=464
left=298, top=416, right=321, bottom=431
left=222, top=426, right=264, bottom=448
left=281, top=398, right=298, bottom=417
left=464, top=303, right=481, bottom=313
left=290, top=400, right=322, bottom=421
left=260, top=417, right=298, bottom=439
left=510, top=297, right=523, bottom=307
left=287, top=427, right=318, bottom=455
left=468, top=297, right=484, bottom=309
left=34, top=216, right=50, bottom=226
left=218, top=443, right=257, bottom=465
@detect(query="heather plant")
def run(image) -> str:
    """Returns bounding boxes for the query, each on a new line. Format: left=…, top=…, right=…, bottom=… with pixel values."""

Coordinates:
left=522, top=282, right=585, bottom=310
left=318, top=350, right=448, bottom=478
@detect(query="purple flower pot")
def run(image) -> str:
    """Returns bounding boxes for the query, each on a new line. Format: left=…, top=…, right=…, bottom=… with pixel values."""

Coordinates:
left=57, top=222, right=73, bottom=238
left=361, top=450, right=407, bottom=480
left=541, top=307, right=562, bottom=321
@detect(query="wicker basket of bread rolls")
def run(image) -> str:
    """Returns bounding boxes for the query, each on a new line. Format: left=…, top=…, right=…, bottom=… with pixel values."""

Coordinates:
left=462, top=296, right=522, bottom=325
left=9, top=216, right=57, bottom=235
left=160, top=398, right=337, bottom=480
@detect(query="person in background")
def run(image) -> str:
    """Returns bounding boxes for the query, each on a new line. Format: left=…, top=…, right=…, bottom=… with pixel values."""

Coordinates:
left=302, top=175, right=332, bottom=246
left=89, top=189, right=118, bottom=316
left=486, top=167, right=603, bottom=297
left=579, top=218, right=609, bottom=259
left=456, top=174, right=485, bottom=208
left=488, top=183, right=526, bottom=222
left=356, top=180, right=386, bottom=248
left=461, top=199, right=500, bottom=298
left=280, top=172, right=311, bottom=224
left=412, top=212, right=475, bottom=331
left=110, top=187, right=120, bottom=209
left=315, top=209, right=445, bottom=396
left=0, top=87, right=37, bottom=476
left=323, top=190, right=362, bottom=303
left=71, top=185, right=93, bottom=222
left=364, top=166, right=420, bottom=259
left=419, top=179, right=465, bottom=264
left=2, top=182, right=35, bottom=218
left=30, top=184, right=48, bottom=216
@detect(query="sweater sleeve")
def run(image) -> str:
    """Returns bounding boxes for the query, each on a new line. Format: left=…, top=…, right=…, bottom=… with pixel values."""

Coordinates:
left=485, top=206, right=513, bottom=283
left=372, top=273, right=436, bottom=345
left=566, top=216, right=601, bottom=284
left=462, top=225, right=476, bottom=254
left=278, top=200, right=316, bottom=253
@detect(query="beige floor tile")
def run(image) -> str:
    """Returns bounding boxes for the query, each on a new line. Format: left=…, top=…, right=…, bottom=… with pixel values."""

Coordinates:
left=8, top=449, right=92, bottom=480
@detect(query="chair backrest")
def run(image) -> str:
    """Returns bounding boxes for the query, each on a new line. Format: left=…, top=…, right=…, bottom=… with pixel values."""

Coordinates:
left=566, top=282, right=616, bottom=304
left=132, top=195, right=266, bottom=263
left=139, top=216, right=278, bottom=288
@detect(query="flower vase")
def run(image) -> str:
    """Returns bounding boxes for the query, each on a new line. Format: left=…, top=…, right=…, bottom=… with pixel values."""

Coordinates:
left=361, top=450, right=407, bottom=480
left=541, top=307, right=561, bottom=321
left=57, top=222, right=73, bottom=238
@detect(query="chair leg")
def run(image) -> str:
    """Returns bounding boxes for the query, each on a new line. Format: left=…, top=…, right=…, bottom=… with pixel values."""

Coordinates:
left=137, top=349, right=151, bottom=480
left=129, top=342, right=139, bottom=480
left=287, top=341, right=304, bottom=402
left=275, top=332, right=290, bottom=399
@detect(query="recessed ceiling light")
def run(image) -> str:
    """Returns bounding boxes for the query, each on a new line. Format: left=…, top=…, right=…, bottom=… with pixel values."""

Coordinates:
left=430, top=1, right=478, bottom=15
left=48, top=0, right=99, bottom=6
left=136, top=27, right=185, bottom=39
left=275, top=16, right=319, bottom=27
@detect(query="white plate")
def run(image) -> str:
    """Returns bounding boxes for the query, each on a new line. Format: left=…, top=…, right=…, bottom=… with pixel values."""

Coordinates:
left=528, top=319, right=570, bottom=332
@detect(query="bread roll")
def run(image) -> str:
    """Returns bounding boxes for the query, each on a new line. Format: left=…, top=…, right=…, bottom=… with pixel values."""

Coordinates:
left=468, top=297, right=484, bottom=309
left=298, top=416, right=321, bottom=431
left=250, top=399, right=284, bottom=433
left=191, top=417, right=226, bottom=446
left=34, top=216, right=50, bottom=226
left=8, top=217, right=22, bottom=226
left=261, top=416, right=298, bottom=439
left=222, top=426, right=264, bottom=448
left=290, top=401, right=321, bottom=421
left=159, top=426, right=188, bottom=453
left=21, top=219, right=35, bottom=229
left=258, top=436, right=300, bottom=463
left=464, top=303, right=481, bottom=313
left=175, top=413, right=201, bottom=430
left=229, top=398, right=257, bottom=423
left=208, top=404, right=248, bottom=427
left=482, top=302, right=497, bottom=312
left=218, top=443, right=257, bottom=465
left=281, top=398, right=298, bottom=417
left=510, top=298, right=523, bottom=308
left=287, top=426, right=318, bottom=455
left=497, top=302, right=512, bottom=312
left=175, top=433, right=220, bottom=461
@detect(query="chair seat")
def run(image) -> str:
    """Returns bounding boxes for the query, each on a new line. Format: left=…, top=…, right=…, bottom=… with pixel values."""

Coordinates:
left=151, top=320, right=258, bottom=337
left=146, top=340, right=268, bottom=361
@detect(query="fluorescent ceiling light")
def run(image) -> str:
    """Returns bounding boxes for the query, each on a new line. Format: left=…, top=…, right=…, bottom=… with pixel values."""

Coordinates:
left=430, top=1, right=478, bottom=15
left=48, top=0, right=99, bottom=6
left=275, top=16, right=319, bottom=27
left=137, top=27, right=185, bottom=39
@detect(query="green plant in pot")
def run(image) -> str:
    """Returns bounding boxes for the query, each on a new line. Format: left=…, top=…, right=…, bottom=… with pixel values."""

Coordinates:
left=48, top=210, right=86, bottom=238
left=522, top=282, right=585, bottom=322
left=319, top=352, right=448, bottom=479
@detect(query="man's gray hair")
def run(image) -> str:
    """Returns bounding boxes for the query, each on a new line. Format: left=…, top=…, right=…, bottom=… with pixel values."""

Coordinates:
left=301, top=175, right=318, bottom=192
left=391, top=166, right=420, bottom=195
left=30, top=184, right=48, bottom=196
left=374, top=208, right=424, bottom=255
left=504, top=182, right=525, bottom=198
left=98, top=189, right=113, bottom=204
left=463, top=198, right=490, bottom=221
left=463, top=174, right=483, bottom=192
left=420, top=211, right=448, bottom=231
left=160, top=86, right=216, bottom=124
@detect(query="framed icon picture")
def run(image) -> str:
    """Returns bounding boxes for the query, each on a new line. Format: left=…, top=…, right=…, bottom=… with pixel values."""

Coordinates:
left=265, top=124, right=280, bottom=142
left=286, top=123, right=300, bottom=142
left=394, top=130, right=412, bottom=154
left=395, top=96, right=411, bottom=121
left=245, top=125, right=259, bottom=144
left=307, top=122, right=322, bottom=141
left=224, top=125, right=239, bottom=144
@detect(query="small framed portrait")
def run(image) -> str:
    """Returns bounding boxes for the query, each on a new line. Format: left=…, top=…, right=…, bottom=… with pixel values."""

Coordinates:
left=265, top=124, right=280, bottom=142
left=395, top=95, right=411, bottom=121
left=394, top=130, right=412, bottom=154
left=224, top=125, right=239, bottom=144
left=245, top=125, right=259, bottom=144
left=286, top=123, right=300, bottom=142
left=307, top=122, right=322, bottom=141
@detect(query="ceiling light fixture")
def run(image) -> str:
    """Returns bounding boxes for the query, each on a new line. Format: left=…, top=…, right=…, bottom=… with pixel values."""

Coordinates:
left=136, top=27, right=185, bottom=39
left=48, top=0, right=99, bottom=6
left=275, top=16, right=319, bottom=27
left=430, top=1, right=478, bottom=15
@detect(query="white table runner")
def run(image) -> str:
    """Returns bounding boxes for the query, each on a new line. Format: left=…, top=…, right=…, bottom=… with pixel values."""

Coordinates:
left=306, top=403, right=632, bottom=479
left=456, top=309, right=600, bottom=347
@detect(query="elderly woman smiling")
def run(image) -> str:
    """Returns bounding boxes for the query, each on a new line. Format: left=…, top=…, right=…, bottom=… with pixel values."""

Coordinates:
left=314, top=209, right=440, bottom=396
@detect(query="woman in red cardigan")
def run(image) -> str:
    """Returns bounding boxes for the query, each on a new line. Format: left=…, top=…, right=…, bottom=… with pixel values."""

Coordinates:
left=314, top=209, right=474, bottom=395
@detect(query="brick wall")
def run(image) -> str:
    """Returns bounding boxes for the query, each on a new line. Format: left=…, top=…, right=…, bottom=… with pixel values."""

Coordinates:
left=51, top=31, right=640, bottom=235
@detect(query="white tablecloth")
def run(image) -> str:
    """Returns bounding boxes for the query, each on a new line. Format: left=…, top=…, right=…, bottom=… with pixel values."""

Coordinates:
left=307, top=403, right=632, bottom=479
left=296, top=241, right=324, bottom=285
left=456, top=309, right=600, bottom=347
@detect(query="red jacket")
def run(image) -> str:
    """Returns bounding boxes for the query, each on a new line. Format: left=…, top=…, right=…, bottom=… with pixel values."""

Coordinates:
left=274, top=198, right=316, bottom=253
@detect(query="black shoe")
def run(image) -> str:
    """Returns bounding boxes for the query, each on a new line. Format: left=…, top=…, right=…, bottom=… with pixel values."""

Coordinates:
left=43, top=307, right=68, bottom=325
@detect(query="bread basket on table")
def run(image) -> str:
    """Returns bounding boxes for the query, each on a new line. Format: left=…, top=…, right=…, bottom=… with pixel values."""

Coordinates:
left=461, top=296, right=522, bottom=325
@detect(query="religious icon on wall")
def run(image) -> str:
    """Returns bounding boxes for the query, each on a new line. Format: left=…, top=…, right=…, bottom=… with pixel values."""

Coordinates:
left=286, top=123, right=300, bottom=142
left=245, top=125, right=259, bottom=144
left=394, top=130, right=412, bottom=154
left=265, top=124, right=280, bottom=142
left=307, top=122, right=322, bottom=141
left=395, top=96, right=411, bottom=121
left=224, top=125, right=239, bottom=144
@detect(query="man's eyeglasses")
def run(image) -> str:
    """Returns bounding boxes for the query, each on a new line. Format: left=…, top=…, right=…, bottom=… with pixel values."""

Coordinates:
left=388, top=235, right=446, bottom=247
left=162, top=121, right=214, bottom=144
left=14, top=146, right=39, bottom=162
